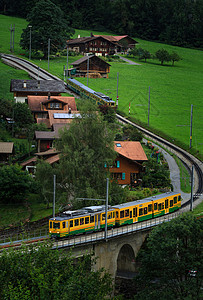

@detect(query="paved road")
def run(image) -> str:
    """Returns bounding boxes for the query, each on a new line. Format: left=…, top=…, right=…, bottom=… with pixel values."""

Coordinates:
left=143, top=139, right=190, bottom=201
left=119, top=55, right=141, bottom=65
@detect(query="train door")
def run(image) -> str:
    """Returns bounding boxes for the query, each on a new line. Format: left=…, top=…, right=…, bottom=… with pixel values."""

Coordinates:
left=95, top=214, right=101, bottom=230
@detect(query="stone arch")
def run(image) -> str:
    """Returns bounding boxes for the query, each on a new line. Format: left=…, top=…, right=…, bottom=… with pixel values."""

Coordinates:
left=116, top=244, right=136, bottom=277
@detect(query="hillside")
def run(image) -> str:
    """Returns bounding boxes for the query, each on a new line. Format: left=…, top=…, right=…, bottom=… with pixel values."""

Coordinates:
left=0, top=14, right=203, bottom=157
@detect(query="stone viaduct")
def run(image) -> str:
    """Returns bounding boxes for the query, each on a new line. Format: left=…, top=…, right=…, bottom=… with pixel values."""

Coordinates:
left=60, top=228, right=150, bottom=278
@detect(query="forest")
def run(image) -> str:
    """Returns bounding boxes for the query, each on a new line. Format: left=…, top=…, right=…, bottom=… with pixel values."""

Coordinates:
left=0, top=0, right=203, bottom=48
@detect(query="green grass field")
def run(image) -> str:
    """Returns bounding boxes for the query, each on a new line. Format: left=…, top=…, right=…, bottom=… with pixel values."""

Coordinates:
left=0, top=14, right=202, bottom=157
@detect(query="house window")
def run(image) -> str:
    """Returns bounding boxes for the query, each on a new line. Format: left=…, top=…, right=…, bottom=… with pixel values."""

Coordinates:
left=116, top=161, right=120, bottom=168
left=116, top=143, right=121, bottom=147
left=50, top=102, right=60, bottom=109
left=112, top=173, right=122, bottom=180
left=122, top=173, right=125, bottom=180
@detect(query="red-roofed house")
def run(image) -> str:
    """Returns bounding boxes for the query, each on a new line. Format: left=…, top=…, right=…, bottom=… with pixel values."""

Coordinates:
left=27, top=95, right=78, bottom=128
left=109, top=141, right=148, bottom=185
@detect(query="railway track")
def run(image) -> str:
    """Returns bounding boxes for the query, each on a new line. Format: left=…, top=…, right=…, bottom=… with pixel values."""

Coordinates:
left=1, top=53, right=202, bottom=220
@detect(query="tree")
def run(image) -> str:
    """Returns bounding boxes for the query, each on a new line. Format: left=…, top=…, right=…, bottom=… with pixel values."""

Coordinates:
left=134, top=214, right=203, bottom=300
left=170, top=51, right=181, bottom=65
left=35, top=160, right=57, bottom=208
left=122, top=124, right=143, bottom=141
left=0, top=242, right=113, bottom=299
left=13, top=102, right=33, bottom=131
left=55, top=101, right=116, bottom=205
left=0, top=164, right=33, bottom=204
left=141, top=157, right=171, bottom=188
left=155, top=48, right=171, bottom=65
left=20, top=0, right=74, bottom=58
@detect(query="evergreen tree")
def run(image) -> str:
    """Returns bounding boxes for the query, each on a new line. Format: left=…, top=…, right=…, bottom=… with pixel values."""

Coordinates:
left=20, top=0, right=74, bottom=58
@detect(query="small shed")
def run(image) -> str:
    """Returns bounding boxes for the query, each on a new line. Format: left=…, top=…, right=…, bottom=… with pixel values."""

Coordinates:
left=0, top=142, right=14, bottom=162
left=71, top=55, right=111, bottom=78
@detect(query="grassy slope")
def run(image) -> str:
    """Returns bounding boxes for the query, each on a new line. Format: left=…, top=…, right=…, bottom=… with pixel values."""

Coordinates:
left=0, top=14, right=202, bottom=156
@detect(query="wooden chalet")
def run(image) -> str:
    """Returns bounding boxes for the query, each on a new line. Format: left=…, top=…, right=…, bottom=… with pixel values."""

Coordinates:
left=71, top=55, right=111, bottom=78
left=93, top=35, right=137, bottom=53
left=67, top=34, right=137, bottom=56
left=27, top=95, right=77, bottom=128
left=10, top=79, right=66, bottom=103
left=109, top=141, right=148, bottom=186
left=67, top=35, right=117, bottom=56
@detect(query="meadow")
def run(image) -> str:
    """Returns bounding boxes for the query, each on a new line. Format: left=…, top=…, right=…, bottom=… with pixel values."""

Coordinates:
left=0, top=14, right=202, bottom=157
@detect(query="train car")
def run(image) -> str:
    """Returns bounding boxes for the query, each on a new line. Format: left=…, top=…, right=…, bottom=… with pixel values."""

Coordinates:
left=113, top=192, right=181, bottom=226
left=66, top=78, right=116, bottom=108
left=49, top=205, right=115, bottom=238
left=49, top=192, right=181, bottom=238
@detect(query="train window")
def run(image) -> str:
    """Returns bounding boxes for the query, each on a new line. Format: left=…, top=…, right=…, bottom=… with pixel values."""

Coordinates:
left=120, top=210, right=124, bottom=218
left=165, top=199, right=169, bottom=208
left=85, top=217, right=89, bottom=224
left=170, top=200, right=173, bottom=207
left=113, top=212, right=115, bottom=218
left=162, top=203, right=164, bottom=209
left=50, top=221, right=52, bottom=229
left=130, top=211, right=132, bottom=218
left=144, top=207, right=148, bottom=215
left=174, top=197, right=177, bottom=204
left=148, top=204, right=152, bottom=212
left=102, top=213, right=105, bottom=220
left=80, top=218, right=84, bottom=225
left=53, top=222, right=60, bottom=229
left=158, top=203, right=162, bottom=211
left=154, top=203, right=158, bottom=210
left=178, top=196, right=181, bottom=202
left=74, top=219, right=79, bottom=227
left=62, top=222, right=66, bottom=229
left=116, top=211, right=118, bottom=218
left=70, top=220, right=73, bottom=227
left=125, top=209, right=129, bottom=217
left=133, top=207, right=137, bottom=217
left=139, top=208, right=143, bottom=216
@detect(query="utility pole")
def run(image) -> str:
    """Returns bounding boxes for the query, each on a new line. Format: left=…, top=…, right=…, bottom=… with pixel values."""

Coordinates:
left=48, top=38, right=50, bottom=70
left=28, top=25, right=32, bottom=60
left=116, top=72, right=119, bottom=106
left=87, top=55, right=89, bottom=87
left=53, top=174, right=56, bottom=218
left=12, top=24, right=15, bottom=52
left=67, top=46, right=69, bottom=78
left=190, top=165, right=194, bottom=211
left=105, top=178, right=109, bottom=241
left=189, top=104, right=193, bottom=149
left=10, top=25, right=13, bottom=52
left=148, top=86, right=150, bottom=126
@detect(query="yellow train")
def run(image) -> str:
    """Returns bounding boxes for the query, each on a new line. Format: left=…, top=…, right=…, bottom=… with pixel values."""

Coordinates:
left=49, top=192, right=181, bottom=238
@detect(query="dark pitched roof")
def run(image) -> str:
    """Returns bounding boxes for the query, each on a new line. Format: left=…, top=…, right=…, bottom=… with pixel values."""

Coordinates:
left=35, top=131, right=56, bottom=140
left=67, top=35, right=116, bottom=46
left=10, top=79, right=66, bottom=93
left=72, top=55, right=111, bottom=66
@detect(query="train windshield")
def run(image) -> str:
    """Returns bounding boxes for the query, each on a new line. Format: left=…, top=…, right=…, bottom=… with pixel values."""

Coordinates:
left=53, top=222, right=60, bottom=229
